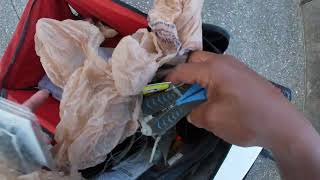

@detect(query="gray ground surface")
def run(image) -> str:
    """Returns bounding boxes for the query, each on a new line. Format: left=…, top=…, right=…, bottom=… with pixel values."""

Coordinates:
left=0, top=0, right=26, bottom=56
left=0, top=0, right=317, bottom=179
left=302, top=0, right=320, bottom=132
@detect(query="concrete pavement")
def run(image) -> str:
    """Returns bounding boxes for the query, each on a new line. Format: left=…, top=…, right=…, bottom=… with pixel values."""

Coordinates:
left=302, top=0, right=320, bottom=132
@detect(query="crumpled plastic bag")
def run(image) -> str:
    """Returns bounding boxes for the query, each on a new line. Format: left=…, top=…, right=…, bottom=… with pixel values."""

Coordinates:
left=113, top=0, right=204, bottom=96
left=0, top=162, right=20, bottom=180
left=17, top=170, right=83, bottom=180
left=35, top=0, right=203, bottom=171
left=149, top=0, right=203, bottom=59
left=0, top=163, right=82, bottom=180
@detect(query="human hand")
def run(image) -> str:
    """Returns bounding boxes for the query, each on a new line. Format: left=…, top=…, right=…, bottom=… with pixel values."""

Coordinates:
left=167, top=51, right=309, bottom=148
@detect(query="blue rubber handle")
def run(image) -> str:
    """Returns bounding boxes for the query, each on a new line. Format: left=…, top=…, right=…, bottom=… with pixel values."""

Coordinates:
left=176, top=84, right=208, bottom=106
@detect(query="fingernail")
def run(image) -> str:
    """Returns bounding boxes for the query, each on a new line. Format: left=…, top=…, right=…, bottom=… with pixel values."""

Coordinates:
left=187, top=115, right=192, bottom=123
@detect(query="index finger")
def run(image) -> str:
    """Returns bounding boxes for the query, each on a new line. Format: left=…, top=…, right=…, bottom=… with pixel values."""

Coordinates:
left=165, top=62, right=212, bottom=88
left=188, top=51, right=213, bottom=63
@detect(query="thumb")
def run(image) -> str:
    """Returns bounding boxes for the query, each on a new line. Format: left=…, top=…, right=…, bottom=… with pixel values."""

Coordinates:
left=189, top=96, right=236, bottom=135
left=187, top=101, right=211, bottom=128
left=166, top=62, right=212, bottom=87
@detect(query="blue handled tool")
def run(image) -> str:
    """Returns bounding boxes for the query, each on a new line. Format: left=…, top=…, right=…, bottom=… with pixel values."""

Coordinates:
left=176, top=84, right=208, bottom=106
left=141, top=84, right=208, bottom=136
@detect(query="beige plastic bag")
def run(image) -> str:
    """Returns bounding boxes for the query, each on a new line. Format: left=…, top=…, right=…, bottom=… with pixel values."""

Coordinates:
left=35, top=20, right=103, bottom=88
left=35, top=0, right=203, bottom=171
left=148, top=0, right=203, bottom=59
left=113, top=0, right=204, bottom=96
left=0, top=160, right=82, bottom=180
left=17, top=170, right=82, bottom=180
